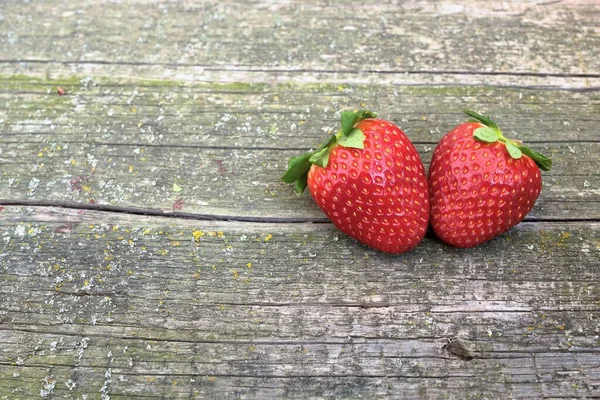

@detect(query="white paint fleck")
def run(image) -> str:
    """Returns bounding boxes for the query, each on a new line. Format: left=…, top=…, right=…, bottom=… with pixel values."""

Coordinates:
left=50, top=342, right=57, bottom=351
left=87, top=154, right=98, bottom=168
left=14, top=225, right=26, bottom=238
left=583, top=180, right=590, bottom=188
left=76, top=338, right=90, bottom=361
left=28, top=177, right=40, bottom=193
left=40, top=376, right=56, bottom=398
left=527, top=244, right=534, bottom=250
left=65, top=379, right=76, bottom=391
left=581, top=244, right=590, bottom=253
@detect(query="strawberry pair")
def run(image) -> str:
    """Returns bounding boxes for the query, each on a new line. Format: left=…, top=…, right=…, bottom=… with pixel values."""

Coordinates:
left=282, top=110, right=552, bottom=253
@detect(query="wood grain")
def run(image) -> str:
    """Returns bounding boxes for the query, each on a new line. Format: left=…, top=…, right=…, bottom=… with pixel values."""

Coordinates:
left=1, top=78, right=598, bottom=219
left=1, top=0, right=598, bottom=79
left=0, top=206, right=599, bottom=398
left=1, top=0, right=599, bottom=397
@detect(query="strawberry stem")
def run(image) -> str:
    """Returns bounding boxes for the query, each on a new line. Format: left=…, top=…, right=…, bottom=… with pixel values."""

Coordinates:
left=281, top=109, right=377, bottom=194
left=465, top=109, right=552, bottom=171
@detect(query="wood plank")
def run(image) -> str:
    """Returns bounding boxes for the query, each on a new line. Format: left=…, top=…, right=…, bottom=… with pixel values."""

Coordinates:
left=1, top=78, right=598, bottom=219
left=0, top=206, right=599, bottom=398
left=1, top=0, right=598, bottom=82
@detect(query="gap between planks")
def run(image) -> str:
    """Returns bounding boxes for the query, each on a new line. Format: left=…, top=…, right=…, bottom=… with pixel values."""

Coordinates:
left=2, top=59, right=600, bottom=79
left=0, top=201, right=599, bottom=224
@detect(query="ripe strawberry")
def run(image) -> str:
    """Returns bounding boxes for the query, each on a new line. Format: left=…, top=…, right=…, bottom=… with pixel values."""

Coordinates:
left=429, top=110, right=552, bottom=248
left=282, top=110, right=429, bottom=254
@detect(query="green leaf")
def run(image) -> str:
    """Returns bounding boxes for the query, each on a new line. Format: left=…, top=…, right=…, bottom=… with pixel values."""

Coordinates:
left=354, top=109, right=377, bottom=121
left=293, top=170, right=310, bottom=194
left=505, top=141, right=523, bottom=159
left=309, top=147, right=330, bottom=168
left=518, top=146, right=553, bottom=171
left=341, top=111, right=358, bottom=135
left=464, top=110, right=499, bottom=130
left=337, top=128, right=366, bottom=149
left=473, top=127, right=501, bottom=143
left=281, top=152, right=312, bottom=183
left=340, top=109, right=377, bottom=135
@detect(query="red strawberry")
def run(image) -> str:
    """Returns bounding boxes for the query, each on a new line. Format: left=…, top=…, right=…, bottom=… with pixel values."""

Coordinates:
left=282, top=110, right=429, bottom=254
left=429, top=110, right=552, bottom=248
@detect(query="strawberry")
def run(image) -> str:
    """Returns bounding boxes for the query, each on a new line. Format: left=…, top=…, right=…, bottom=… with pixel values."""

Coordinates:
left=429, top=110, right=552, bottom=248
left=282, top=110, right=429, bottom=254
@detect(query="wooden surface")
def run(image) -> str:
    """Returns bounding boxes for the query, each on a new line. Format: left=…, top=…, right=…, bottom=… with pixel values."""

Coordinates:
left=1, top=0, right=599, bottom=398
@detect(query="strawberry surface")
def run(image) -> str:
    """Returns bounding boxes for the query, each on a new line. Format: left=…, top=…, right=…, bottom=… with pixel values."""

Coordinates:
left=282, top=111, right=429, bottom=254
left=308, top=119, right=429, bottom=253
left=429, top=111, right=552, bottom=248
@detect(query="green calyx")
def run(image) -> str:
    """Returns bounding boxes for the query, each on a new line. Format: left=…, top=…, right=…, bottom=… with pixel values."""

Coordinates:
left=465, top=110, right=552, bottom=171
left=281, top=109, right=377, bottom=194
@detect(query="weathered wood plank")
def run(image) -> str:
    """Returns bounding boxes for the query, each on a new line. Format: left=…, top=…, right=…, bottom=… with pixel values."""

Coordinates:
left=1, top=0, right=598, bottom=82
left=2, top=77, right=599, bottom=146
left=0, top=206, right=599, bottom=398
left=1, top=78, right=598, bottom=219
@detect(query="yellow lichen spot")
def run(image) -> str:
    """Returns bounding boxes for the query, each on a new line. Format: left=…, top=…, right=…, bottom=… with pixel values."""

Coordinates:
left=217, top=231, right=224, bottom=238
left=244, top=277, right=252, bottom=284
left=131, top=106, right=137, bottom=113
left=211, top=265, right=217, bottom=270
left=70, top=159, right=77, bottom=166
left=171, top=241, right=180, bottom=247
left=56, top=145, right=62, bottom=151
left=116, top=236, right=124, bottom=240
left=112, top=226, right=119, bottom=232
left=38, top=152, right=44, bottom=157
left=264, top=233, right=273, bottom=242
left=83, top=279, right=89, bottom=287
left=53, top=264, right=60, bottom=271
left=231, top=269, right=239, bottom=279
left=562, top=232, right=571, bottom=239
left=557, top=324, right=566, bottom=330
left=128, top=239, right=134, bottom=245
left=193, top=271, right=201, bottom=279
left=207, top=376, right=216, bottom=383
left=128, top=165, right=134, bottom=173
left=142, top=228, right=151, bottom=235
left=337, top=85, right=345, bottom=91
left=158, top=249, right=169, bottom=256
left=248, top=345, right=255, bottom=352
left=192, top=230, right=204, bottom=242
left=27, top=228, right=35, bottom=235
left=246, top=262, right=252, bottom=269
left=526, top=326, right=535, bottom=332
left=141, top=246, right=146, bottom=251
left=127, top=269, right=134, bottom=276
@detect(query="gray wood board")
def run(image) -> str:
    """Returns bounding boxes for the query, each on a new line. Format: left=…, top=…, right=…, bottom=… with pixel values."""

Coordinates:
left=1, top=78, right=598, bottom=219
left=0, top=206, right=599, bottom=398
left=1, top=0, right=598, bottom=79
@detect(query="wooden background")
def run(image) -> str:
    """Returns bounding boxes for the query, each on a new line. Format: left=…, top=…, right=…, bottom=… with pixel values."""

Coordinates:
left=0, top=0, right=598, bottom=398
